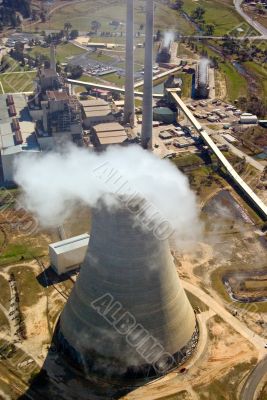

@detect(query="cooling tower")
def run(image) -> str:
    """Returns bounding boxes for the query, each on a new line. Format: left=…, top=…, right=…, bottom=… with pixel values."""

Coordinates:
left=56, top=200, right=197, bottom=379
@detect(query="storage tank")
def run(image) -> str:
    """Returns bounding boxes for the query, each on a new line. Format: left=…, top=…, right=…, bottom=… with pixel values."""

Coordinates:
left=56, top=200, right=197, bottom=379
left=240, top=115, right=258, bottom=124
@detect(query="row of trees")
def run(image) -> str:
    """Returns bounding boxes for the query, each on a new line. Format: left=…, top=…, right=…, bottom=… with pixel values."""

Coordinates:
left=0, top=0, right=31, bottom=29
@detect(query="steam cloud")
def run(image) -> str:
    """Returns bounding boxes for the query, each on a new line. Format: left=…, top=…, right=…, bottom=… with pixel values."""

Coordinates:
left=199, top=58, right=210, bottom=85
left=163, top=31, right=175, bottom=48
left=14, top=145, right=201, bottom=245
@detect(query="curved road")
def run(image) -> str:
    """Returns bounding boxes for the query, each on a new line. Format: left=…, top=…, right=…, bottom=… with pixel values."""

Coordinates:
left=241, top=356, right=267, bottom=400
left=182, top=281, right=267, bottom=400
left=234, top=0, right=267, bottom=38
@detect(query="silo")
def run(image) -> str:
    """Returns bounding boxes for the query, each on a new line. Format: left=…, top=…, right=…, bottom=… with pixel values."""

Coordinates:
left=56, top=199, right=197, bottom=378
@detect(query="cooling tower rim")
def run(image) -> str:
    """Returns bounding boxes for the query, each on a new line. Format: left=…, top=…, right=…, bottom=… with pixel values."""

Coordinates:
left=55, top=319, right=199, bottom=384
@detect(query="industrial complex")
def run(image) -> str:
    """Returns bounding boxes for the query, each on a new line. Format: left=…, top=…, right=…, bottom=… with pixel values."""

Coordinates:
left=0, top=0, right=266, bottom=400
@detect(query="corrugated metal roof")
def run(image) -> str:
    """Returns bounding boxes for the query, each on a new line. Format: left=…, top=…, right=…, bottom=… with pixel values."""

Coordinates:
left=50, top=233, right=90, bottom=255
left=94, top=122, right=125, bottom=133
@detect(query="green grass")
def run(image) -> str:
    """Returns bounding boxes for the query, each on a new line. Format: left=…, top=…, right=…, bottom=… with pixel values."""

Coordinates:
left=0, top=242, right=46, bottom=267
left=0, top=71, right=35, bottom=93
left=219, top=62, right=248, bottom=102
left=195, top=359, right=257, bottom=400
left=185, top=290, right=209, bottom=312
left=244, top=61, right=267, bottom=106
left=9, top=266, right=41, bottom=308
left=182, top=0, right=252, bottom=35
left=172, top=153, right=205, bottom=168
left=36, top=0, right=195, bottom=35
left=0, top=275, right=10, bottom=309
left=175, top=72, right=192, bottom=98
left=101, top=72, right=125, bottom=86
left=27, top=42, right=86, bottom=63
left=86, top=51, right=115, bottom=64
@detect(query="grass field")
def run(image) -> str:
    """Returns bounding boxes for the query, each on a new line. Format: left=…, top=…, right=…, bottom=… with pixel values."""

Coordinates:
left=36, top=0, right=195, bottom=35
left=9, top=266, right=42, bottom=307
left=0, top=71, right=35, bottom=94
left=0, top=275, right=10, bottom=308
left=0, top=241, right=47, bottom=267
left=219, top=62, right=248, bottom=102
left=27, top=42, right=87, bottom=63
left=244, top=61, right=267, bottom=106
left=182, top=0, right=252, bottom=35
left=195, top=356, right=257, bottom=400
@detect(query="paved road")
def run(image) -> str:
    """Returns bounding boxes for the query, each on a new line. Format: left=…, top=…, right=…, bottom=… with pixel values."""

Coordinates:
left=234, top=0, right=267, bottom=38
left=182, top=280, right=266, bottom=354
left=241, top=356, right=267, bottom=400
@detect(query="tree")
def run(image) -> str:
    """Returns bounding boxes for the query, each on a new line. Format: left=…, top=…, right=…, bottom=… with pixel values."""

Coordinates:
left=205, top=23, right=215, bottom=36
left=91, top=20, right=101, bottom=34
left=64, top=22, right=72, bottom=40
left=156, top=29, right=162, bottom=42
left=172, top=0, right=184, bottom=10
left=69, top=30, right=79, bottom=40
left=191, top=6, right=206, bottom=21
left=65, top=64, right=83, bottom=79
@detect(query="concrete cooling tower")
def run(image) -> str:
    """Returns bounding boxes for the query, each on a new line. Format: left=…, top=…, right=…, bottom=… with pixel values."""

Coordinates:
left=56, top=200, right=197, bottom=379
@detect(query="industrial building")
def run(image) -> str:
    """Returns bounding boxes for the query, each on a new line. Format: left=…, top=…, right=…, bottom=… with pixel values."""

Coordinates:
left=56, top=201, right=197, bottom=378
left=80, top=98, right=114, bottom=129
left=91, top=122, right=128, bottom=149
left=49, top=234, right=90, bottom=275
left=28, top=45, right=83, bottom=150
left=33, top=91, right=83, bottom=150
left=0, top=94, right=39, bottom=182
left=194, top=59, right=210, bottom=99
left=153, top=107, right=177, bottom=124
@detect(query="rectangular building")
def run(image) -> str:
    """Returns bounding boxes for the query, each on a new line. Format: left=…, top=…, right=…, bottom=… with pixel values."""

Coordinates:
left=49, top=233, right=90, bottom=275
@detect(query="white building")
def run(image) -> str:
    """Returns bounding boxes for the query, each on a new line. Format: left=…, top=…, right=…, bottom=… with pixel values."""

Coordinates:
left=49, top=234, right=90, bottom=275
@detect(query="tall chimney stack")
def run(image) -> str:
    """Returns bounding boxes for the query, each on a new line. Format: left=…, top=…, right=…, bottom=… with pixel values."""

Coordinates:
left=124, top=0, right=135, bottom=125
left=141, top=0, right=154, bottom=149
left=50, top=44, right=57, bottom=73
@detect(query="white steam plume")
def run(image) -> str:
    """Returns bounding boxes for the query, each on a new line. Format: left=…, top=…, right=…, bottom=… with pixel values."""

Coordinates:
left=163, top=31, right=175, bottom=48
left=199, top=58, right=210, bottom=85
left=14, top=145, right=201, bottom=245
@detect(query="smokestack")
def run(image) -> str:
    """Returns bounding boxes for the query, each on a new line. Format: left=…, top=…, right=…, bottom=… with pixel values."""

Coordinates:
left=56, top=200, right=197, bottom=378
left=124, top=0, right=135, bottom=125
left=50, top=44, right=56, bottom=73
left=141, top=0, right=154, bottom=150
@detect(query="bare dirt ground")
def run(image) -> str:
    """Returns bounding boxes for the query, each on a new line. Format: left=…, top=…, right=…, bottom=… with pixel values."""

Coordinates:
left=122, top=317, right=257, bottom=400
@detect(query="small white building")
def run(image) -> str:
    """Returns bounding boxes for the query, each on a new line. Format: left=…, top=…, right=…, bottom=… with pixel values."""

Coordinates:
left=240, top=114, right=258, bottom=124
left=49, top=233, right=90, bottom=275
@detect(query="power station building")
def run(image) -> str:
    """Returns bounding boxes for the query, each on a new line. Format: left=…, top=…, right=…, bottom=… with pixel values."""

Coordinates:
left=55, top=200, right=197, bottom=378
left=49, top=234, right=90, bottom=275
